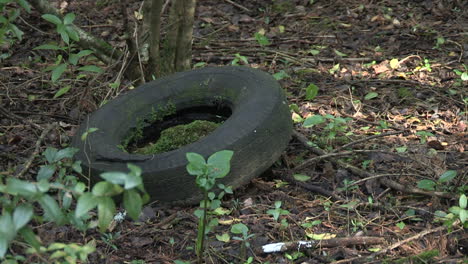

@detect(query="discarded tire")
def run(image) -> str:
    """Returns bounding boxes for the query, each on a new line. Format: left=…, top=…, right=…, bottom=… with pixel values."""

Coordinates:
left=72, top=66, right=292, bottom=204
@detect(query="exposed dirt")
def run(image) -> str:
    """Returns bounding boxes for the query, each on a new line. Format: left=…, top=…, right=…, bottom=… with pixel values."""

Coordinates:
left=0, top=0, right=467, bottom=263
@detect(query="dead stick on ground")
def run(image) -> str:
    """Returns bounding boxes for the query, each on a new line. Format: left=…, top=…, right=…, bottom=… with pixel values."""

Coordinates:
left=261, top=236, right=385, bottom=254
left=223, top=0, right=251, bottom=12
left=332, top=130, right=404, bottom=153
left=333, top=221, right=461, bottom=264
left=292, top=130, right=456, bottom=200
left=15, top=123, right=57, bottom=179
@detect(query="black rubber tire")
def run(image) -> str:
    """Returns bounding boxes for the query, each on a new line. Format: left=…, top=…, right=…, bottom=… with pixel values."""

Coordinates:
left=72, top=66, right=292, bottom=204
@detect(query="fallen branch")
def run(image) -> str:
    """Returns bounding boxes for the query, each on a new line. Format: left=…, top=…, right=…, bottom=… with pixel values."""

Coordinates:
left=332, top=130, right=404, bottom=153
left=223, top=0, right=251, bottom=12
left=15, top=123, right=57, bottom=179
left=292, top=130, right=456, bottom=200
left=280, top=172, right=343, bottom=200
left=261, top=236, right=385, bottom=254
left=333, top=220, right=461, bottom=264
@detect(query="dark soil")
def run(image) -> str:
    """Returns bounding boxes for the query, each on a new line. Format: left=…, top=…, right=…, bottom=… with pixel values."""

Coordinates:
left=1, top=0, right=467, bottom=263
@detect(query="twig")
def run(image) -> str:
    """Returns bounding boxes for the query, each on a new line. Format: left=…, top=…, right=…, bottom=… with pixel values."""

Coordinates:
left=261, top=236, right=385, bottom=254
left=369, top=221, right=458, bottom=259
left=292, top=130, right=456, bottom=200
left=280, top=172, right=343, bottom=200
left=0, top=105, right=43, bottom=130
left=15, top=123, right=57, bottom=179
left=379, top=178, right=454, bottom=199
left=293, top=149, right=402, bottom=172
left=332, top=130, right=404, bottom=153
left=223, top=0, right=251, bottom=12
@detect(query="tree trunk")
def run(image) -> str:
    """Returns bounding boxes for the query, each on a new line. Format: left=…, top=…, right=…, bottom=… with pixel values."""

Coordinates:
left=146, top=0, right=164, bottom=77
left=164, top=0, right=196, bottom=74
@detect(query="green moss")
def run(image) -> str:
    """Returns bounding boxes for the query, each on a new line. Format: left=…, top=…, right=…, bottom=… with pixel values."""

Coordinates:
left=398, top=87, right=413, bottom=98
left=121, top=101, right=176, bottom=150
left=134, top=120, right=220, bottom=154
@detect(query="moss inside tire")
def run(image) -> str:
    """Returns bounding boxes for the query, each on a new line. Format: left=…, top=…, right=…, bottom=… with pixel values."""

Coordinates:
left=72, top=66, right=292, bottom=205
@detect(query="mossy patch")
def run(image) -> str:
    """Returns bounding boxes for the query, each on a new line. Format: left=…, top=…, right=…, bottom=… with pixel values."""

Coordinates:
left=120, top=101, right=176, bottom=151
left=134, top=120, right=220, bottom=154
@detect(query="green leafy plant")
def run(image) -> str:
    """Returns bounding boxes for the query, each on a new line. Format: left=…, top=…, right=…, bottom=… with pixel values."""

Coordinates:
left=267, top=201, right=290, bottom=222
left=415, top=130, right=435, bottom=144
left=35, top=13, right=103, bottom=90
left=285, top=251, right=305, bottom=261
left=186, top=150, right=234, bottom=264
left=302, top=114, right=352, bottom=147
left=254, top=31, right=270, bottom=46
left=273, top=70, right=289, bottom=80
left=0, top=146, right=147, bottom=260
left=453, top=64, right=468, bottom=86
left=305, top=83, right=319, bottom=100
left=417, top=170, right=457, bottom=192
left=0, top=0, right=30, bottom=59
left=231, top=53, right=249, bottom=65
left=434, top=194, right=467, bottom=229
left=231, top=223, right=255, bottom=261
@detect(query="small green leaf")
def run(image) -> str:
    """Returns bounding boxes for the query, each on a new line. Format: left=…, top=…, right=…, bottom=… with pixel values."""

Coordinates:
left=389, top=58, right=399, bottom=69
left=6, top=178, right=38, bottom=198
left=368, top=247, right=381, bottom=252
left=439, top=170, right=457, bottom=183
left=42, top=14, right=62, bottom=25
left=329, top=63, right=340, bottom=74
left=78, top=65, right=104, bottom=73
left=0, top=237, right=7, bottom=258
left=37, top=164, right=56, bottom=181
left=273, top=70, right=289, bottom=80
left=97, top=197, right=116, bottom=232
left=305, top=83, right=319, bottom=100
left=254, top=32, right=270, bottom=46
left=396, top=222, right=405, bottom=230
left=92, top=181, right=123, bottom=197
left=13, top=204, right=33, bottom=231
left=54, top=147, right=78, bottom=161
left=459, top=209, right=467, bottom=223
left=231, top=223, right=248, bottom=235
left=207, top=150, right=233, bottom=179
left=19, top=226, right=41, bottom=250
left=75, top=193, right=98, bottom=218
left=303, top=115, right=325, bottom=128
left=51, top=63, right=67, bottom=83
left=459, top=194, right=467, bottom=209
left=461, top=72, right=468, bottom=81
left=53, top=85, right=71, bottom=98
left=39, top=194, right=65, bottom=225
left=293, top=174, right=310, bottom=182
left=417, top=179, right=436, bottom=191
left=58, top=24, right=69, bottom=44
left=99, top=172, right=126, bottom=187
left=8, top=24, right=24, bottom=40
left=364, top=92, right=379, bottom=100
left=43, top=147, right=58, bottom=163
left=18, top=0, right=32, bottom=13
left=309, top=49, right=320, bottom=55
left=0, top=212, right=16, bottom=242
left=123, top=189, right=142, bottom=220
left=216, top=233, right=230, bottom=242
left=396, top=146, right=407, bottom=153
left=65, top=26, right=80, bottom=42
left=63, top=13, right=75, bottom=25
left=80, top=127, right=98, bottom=141
left=334, top=49, right=347, bottom=57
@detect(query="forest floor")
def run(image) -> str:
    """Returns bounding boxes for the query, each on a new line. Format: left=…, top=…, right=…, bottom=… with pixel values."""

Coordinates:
left=0, top=0, right=467, bottom=263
